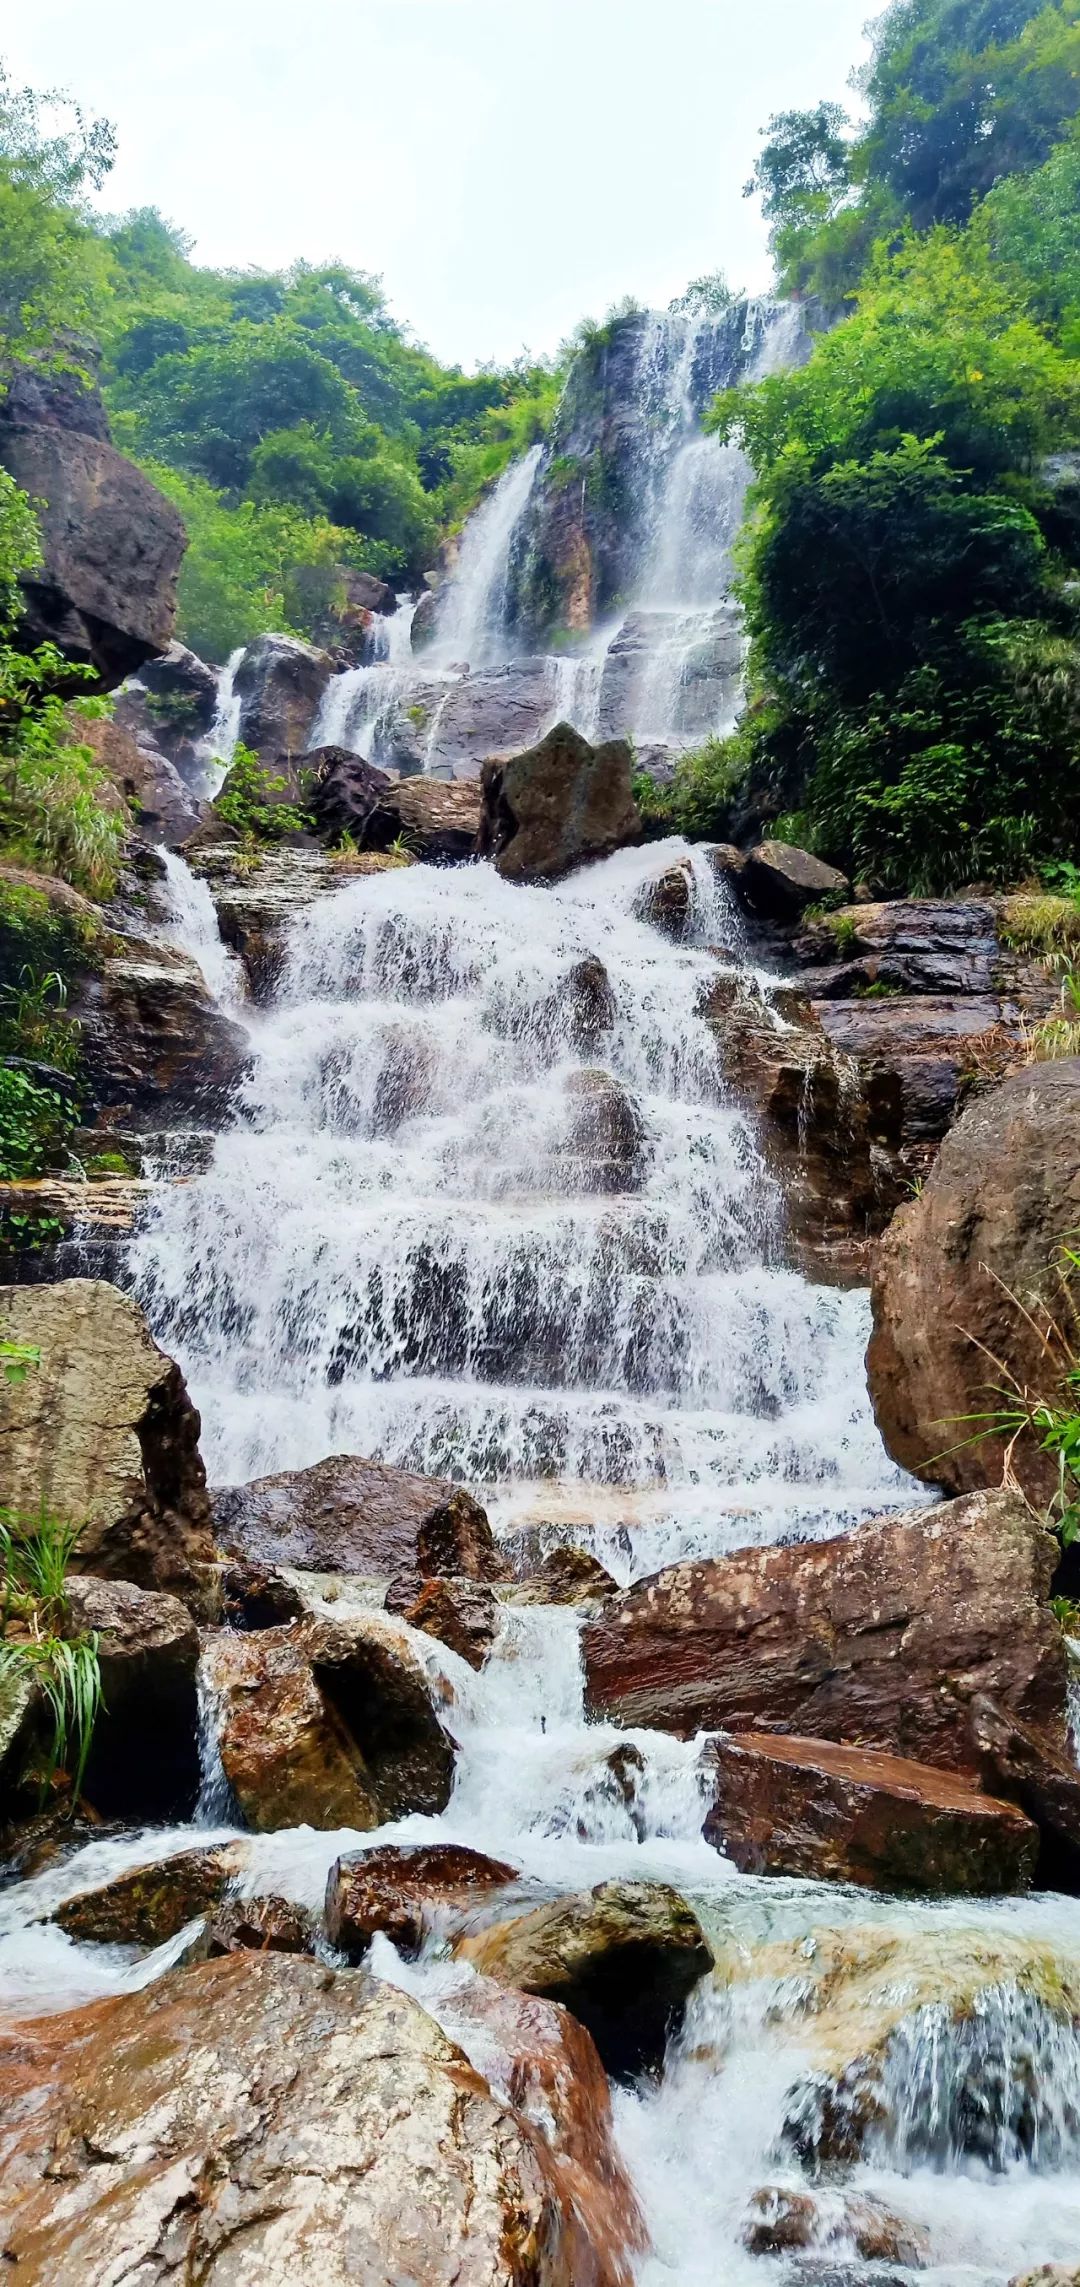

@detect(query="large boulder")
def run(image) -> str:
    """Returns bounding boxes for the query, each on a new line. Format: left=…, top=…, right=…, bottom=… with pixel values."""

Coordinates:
left=583, top=1491, right=1069, bottom=1772
left=739, top=841, right=850, bottom=922
left=326, top=1841, right=520, bottom=1958
left=62, top=1574, right=201, bottom=1820
left=0, top=1954, right=631, bottom=2285
left=0, top=420, right=186, bottom=691
left=380, top=774, right=482, bottom=861
left=557, top=1069, right=647, bottom=1195
left=203, top=1609, right=456, bottom=1832
left=80, top=714, right=206, bottom=847
left=703, top=1730, right=1038, bottom=1894
left=868, top=1059, right=1080, bottom=1505
left=233, top=633, right=334, bottom=760
left=423, top=662, right=556, bottom=777
left=78, top=938, right=248, bottom=1125
left=388, top=1574, right=500, bottom=1669
left=478, top=723, right=641, bottom=882
left=53, top=1842, right=248, bottom=1945
left=0, top=1281, right=216, bottom=1604
left=456, top=1878, right=712, bottom=2079
left=212, top=1451, right=505, bottom=1580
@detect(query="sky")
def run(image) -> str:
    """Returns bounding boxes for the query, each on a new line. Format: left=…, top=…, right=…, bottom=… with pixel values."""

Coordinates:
left=9, top=1, right=880, bottom=371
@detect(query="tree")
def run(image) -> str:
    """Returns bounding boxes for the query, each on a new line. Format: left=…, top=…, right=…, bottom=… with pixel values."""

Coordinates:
left=0, top=68, right=115, bottom=378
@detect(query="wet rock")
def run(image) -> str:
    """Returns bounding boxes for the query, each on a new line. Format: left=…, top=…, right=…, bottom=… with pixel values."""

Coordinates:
left=583, top=1491, right=1069, bottom=1774
left=80, top=713, right=206, bottom=846
left=0, top=418, right=186, bottom=690
left=391, top=1575, right=500, bottom=1670
left=1011, top=2271, right=1080, bottom=2286
left=0, top=1280, right=216, bottom=1605
left=509, top=1546, right=619, bottom=1609
left=742, top=2186, right=929, bottom=2266
left=188, top=843, right=345, bottom=1000
left=204, top=1608, right=456, bottom=1832
left=410, top=586, right=440, bottom=649
left=479, top=722, right=641, bottom=882
left=307, top=746, right=392, bottom=845
left=79, top=938, right=248, bottom=1126
left=63, top=1575, right=201, bottom=1820
left=213, top=1452, right=505, bottom=1580
left=554, top=955, right=617, bottom=1052
left=741, top=842, right=850, bottom=922
left=559, top=1068, right=647, bottom=1194
left=136, top=638, right=220, bottom=731
left=378, top=773, right=482, bottom=861
left=233, top=632, right=334, bottom=759
left=0, top=1953, right=612, bottom=2284
left=703, top=1730, right=1038, bottom=1895
left=634, top=859, right=693, bottom=939
left=53, top=1842, right=248, bottom=1944
left=967, top=1693, right=1080, bottom=1890
left=220, top=1559, right=308, bottom=1629
left=206, top=1894, right=317, bottom=1956
left=794, top=897, right=1010, bottom=999
left=424, top=662, right=557, bottom=778
left=456, top=1877, right=712, bottom=2079
left=868, top=1058, right=1080, bottom=1506
left=326, top=1841, right=520, bottom=1958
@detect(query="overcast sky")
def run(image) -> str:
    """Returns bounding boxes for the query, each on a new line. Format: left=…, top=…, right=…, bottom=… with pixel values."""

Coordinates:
left=10, top=2, right=879, bottom=370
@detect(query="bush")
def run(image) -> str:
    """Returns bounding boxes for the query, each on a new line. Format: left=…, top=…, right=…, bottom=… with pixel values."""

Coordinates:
left=215, top=741, right=312, bottom=842
left=633, top=735, right=744, bottom=843
left=0, top=1065, right=78, bottom=1178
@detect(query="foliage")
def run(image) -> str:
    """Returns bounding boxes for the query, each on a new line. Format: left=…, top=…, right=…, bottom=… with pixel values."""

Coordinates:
left=0, top=1506, right=102, bottom=1802
left=633, top=735, right=744, bottom=843
left=0, top=1337, right=39, bottom=1385
left=0, top=1065, right=78, bottom=1178
left=1029, top=966, right=1080, bottom=1057
left=0, top=65, right=116, bottom=381
left=0, top=965, right=79, bottom=1072
left=966, top=1241, right=1080, bottom=1550
left=214, top=740, right=312, bottom=842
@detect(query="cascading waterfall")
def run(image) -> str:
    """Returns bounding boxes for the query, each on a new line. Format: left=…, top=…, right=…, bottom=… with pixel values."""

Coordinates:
left=3, top=837, right=1080, bottom=2283
left=429, top=442, right=543, bottom=667
left=191, top=645, right=244, bottom=797
left=309, top=591, right=420, bottom=759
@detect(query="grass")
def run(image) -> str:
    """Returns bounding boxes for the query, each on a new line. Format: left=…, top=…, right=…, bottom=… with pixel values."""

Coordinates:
left=1028, top=969, right=1080, bottom=1062
left=0, top=1508, right=103, bottom=1804
left=1000, top=893, right=1080, bottom=968
left=953, top=1243, right=1080, bottom=1553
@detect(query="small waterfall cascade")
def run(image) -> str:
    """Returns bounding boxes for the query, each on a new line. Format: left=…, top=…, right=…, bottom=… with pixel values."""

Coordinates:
left=158, top=847, right=245, bottom=1011
left=191, top=646, right=244, bottom=797
left=307, top=297, right=808, bottom=782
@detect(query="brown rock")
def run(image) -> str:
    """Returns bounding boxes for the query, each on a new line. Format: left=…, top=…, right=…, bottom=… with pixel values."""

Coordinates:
left=206, top=1894, right=316, bottom=1956
left=479, top=722, right=641, bottom=882
left=213, top=1450, right=505, bottom=1580
left=967, top=1692, right=1080, bottom=1889
left=742, top=2186, right=929, bottom=2265
left=79, top=940, right=248, bottom=1126
left=868, top=1058, right=1080, bottom=1504
left=1011, top=2272, right=1080, bottom=2287
left=703, top=1730, right=1038, bottom=1894
left=80, top=714, right=205, bottom=847
left=203, top=1608, right=455, bottom=1833
left=510, top=1547, right=619, bottom=1609
left=456, top=1878, right=712, bottom=2079
left=395, top=1576, right=499, bottom=1669
left=53, top=1843, right=247, bottom=1944
left=62, top=1575, right=201, bottom=1821
left=0, top=1280, right=216, bottom=1603
left=634, top=859, right=693, bottom=939
left=741, top=841, right=849, bottom=921
left=326, top=1841, right=520, bottom=1958
left=583, top=1491, right=1069, bottom=1772
left=0, top=420, right=186, bottom=690
left=381, top=774, right=482, bottom=863
left=0, top=1954, right=615, bottom=2284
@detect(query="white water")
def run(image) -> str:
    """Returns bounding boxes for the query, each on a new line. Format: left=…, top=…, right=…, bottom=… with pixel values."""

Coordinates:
left=191, top=646, right=244, bottom=798
left=309, top=592, right=421, bottom=760
left=430, top=443, right=543, bottom=668
left=159, top=848, right=245, bottom=1011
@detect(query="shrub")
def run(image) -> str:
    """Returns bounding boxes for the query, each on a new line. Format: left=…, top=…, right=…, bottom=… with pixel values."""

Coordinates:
left=633, top=735, right=743, bottom=843
left=0, top=1064, right=78, bottom=1178
left=214, top=741, right=313, bottom=842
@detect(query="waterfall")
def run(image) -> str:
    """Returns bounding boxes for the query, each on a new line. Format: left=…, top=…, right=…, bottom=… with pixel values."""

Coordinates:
left=191, top=647, right=244, bottom=798
left=159, top=848, right=245, bottom=1011
left=309, top=593, right=420, bottom=757
left=430, top=444, right=543, bottom=668
left=131, top=839, right=906, bottom=1565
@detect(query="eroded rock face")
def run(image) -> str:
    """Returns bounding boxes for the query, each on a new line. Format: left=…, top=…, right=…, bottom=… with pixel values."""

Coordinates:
left=0, top=420, right=186, bottom=690
left=213, top=1452, right=504, bottom=1579
left=234, top=632, right=334, bottom=759
left=456, top=1878, right=712, bottom=2079
left=0, top=1955, right=611, bottom=2284
left=0, top=1281, right=216, bottom=1604
left=703, top=1730, right=1038, bottom=1895
left=742, top=2186, right=929, bottom=2266
left=81, top=714, right=205, bottom=847
left=583, top=1491, right=1068, bottom=1774
left=326, top=1842, right=520, bottom=1959
left=479, top=723, right=641, bottom=882
left=78, top=939, right=248, bottom=1126
left=203, top=1608, right=456, bottom=1832
left=868, top=1058, right=1080, bottom=1504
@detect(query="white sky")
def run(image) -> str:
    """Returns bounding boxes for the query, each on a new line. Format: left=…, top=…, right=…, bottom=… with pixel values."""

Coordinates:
left=9, top=1, right=879, bottom=370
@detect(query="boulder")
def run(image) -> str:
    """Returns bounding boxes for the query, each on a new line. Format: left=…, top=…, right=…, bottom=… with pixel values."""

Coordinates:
left=742, top=2187, right=929, bottom=2266
left=740, top=841, right=850, bottom=922
left=0, top=1954, right=624, bottom=2284
left=583, top=1491, right=1069, bottom=1774
left=456, top=1878, right=712, bottom=2079
left=0, top=420, right=186, bottom=690
left=1011, top=2273, right=1080, bottom=2287
left=509, top=1547, right=618, bottom=1610
left=703, top=1730, right=1038, bottom=1894
left=424, top=662, right=557, bottom=777
left=0, top=1280, right=216, bottom=1604
left=233, top=632, right=334, bottom=760
left=868, top=1058, right=1080, bottom=1505
left=206, top=1894, right=317, bottom=1956
left=137, top=639, right=220, bottom=730
left=411, top=586, right=440, bottom=649
left=213, top=1452, right=505, bottom=1581
left=53, top=1842, right=248, bottom=1944
left=0, top=358, right=111, bottom=442
left=389, top=1575, right=500, bottom=1669
left=80, top=714, right=205, bottom=847
left=326, top=1841, right=520, bottom=1959
left=62, top=1575, right=201, bottom=1821
left=479, top=723, right=641, bottom=882
left=634, top=859, right=693, bottom=939
left=551, top=956, right=617, bottom=1053
left=78, top=939, right=248, bottom=1126
left=558, top=1069, right=647, bottom=1195
left=379, top=774, right=482, bottom=862
left=307, top=746, right=392, bottom=845
left=203, top=1609, right=456, bottom=1832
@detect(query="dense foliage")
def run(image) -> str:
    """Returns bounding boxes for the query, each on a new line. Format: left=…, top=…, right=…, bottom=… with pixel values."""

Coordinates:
left=722, top=0, right=1080, bottom=891
left=0, top=70, right=563, bottom=659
